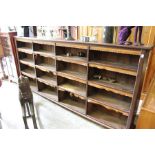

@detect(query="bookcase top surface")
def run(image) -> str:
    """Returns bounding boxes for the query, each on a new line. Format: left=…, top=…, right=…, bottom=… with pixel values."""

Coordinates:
left=15, top=36, right=154, bottom=51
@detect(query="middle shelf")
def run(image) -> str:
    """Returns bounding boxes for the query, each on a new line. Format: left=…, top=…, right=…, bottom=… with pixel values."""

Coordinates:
left=58, top=76, right=87, bottom=98
left=88, top=85, right=131, bottom=116
left=35, top=54, right=56, bottom=72
left=57, top=60, right=87, bottom=83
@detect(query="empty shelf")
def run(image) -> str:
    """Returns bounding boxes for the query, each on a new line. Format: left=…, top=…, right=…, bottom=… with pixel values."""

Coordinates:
left=37, top=76, right=56, bottom=86
left=36, top=64, right=56, bottom=72
left=59, top=83, right=86, bottom=97
left=89, top=61, right=137, bottom=76
left=34, top=50, right=55, bottom=58
left=58, top=70, right=87, bottom=83
left=39, top=89, right=57, bottom=101
left=60, top=98, right=85, bottom=114
left=57, top=55, right=87, bottom=66
left=20, top=58, right=34, bottom=67
left=88, top=93, right=130, bottom=115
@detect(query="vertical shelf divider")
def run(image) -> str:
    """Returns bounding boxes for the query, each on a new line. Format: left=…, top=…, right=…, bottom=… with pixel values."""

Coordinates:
left=55, top=43, right=59, bottom=102
left=126, top=50, right=145, bottom=128
left=33, top=41, right=39, bottom=92
left=85, top=45, right=90, bottom=115
left=32, top=41, right=37, bottom=91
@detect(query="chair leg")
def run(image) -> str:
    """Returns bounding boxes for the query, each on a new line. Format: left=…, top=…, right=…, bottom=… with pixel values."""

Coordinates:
left=23, top=117, right=29, bottom=129
left=32, top=115, right=38, bottom=129
left=29, top=101, right=38, bottom=129
left=26, top=103, right=31, bottom=117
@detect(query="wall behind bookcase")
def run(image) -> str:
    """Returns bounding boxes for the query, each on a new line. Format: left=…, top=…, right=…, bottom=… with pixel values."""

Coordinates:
left=78, top=26, right=155, bottom=45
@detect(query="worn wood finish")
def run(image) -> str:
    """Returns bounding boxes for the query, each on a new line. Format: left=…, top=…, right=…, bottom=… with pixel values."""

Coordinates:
left=88, top=85, right=131, bottom=115
left=89, top=62, right=137, bottom=76
left=126, top=51, right=146, bottom=128
left=90, top=46, right=142, bottom=55
left=15, top=36, right=152, bottom=129
left=59, top=90, right=86, bottom=114
left=87, top=103, right=127, bottom=129
left=137, top=72, right=155, bottom=128
left=56, top=55, right=87, bottom=66
left=37, top=80, right=58, bottom=101
left=58, top=82, right=86, bottom=98
left=19, top=52, right=34, bottom=67
left=57, top=61, right=87, bottom=83
left=56, top=43, right=88, bottom=49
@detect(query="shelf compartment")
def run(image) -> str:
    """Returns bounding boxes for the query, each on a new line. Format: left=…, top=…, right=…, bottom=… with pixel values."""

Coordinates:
left=87, top=102, right=127, bottom=129
left=90, top=46, right=141, bottom=56
left=88, top=86, right=131, bottom=116
left=17, top=41, right=32, bottom=53
left=19, top=52, right=34, bottom=67
left=56, top=45, right=87, bottom=66
left=88, top=67, right=135, bottom=97
left=57, top=61, right=87, bottom=83
left=59, top=90, right=86, bottom=114
left=58, top=76, right=87, bottom=98
left=89, top=50, right=139, bottom=76
left=35, top=55, right=56, bottom=72
left=20, top=63, right=35, bottom=79
left=36, top=68, right=57, bottom=87
left=56, top=55, right=87, bottom=66
left=37, top=80, right=57, bottom=101
left=56, top=43, right=88, bottom=49
left=33, top=42, right=55, bottom=58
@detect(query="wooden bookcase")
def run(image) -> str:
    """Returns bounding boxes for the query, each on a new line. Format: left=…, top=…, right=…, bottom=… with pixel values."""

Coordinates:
left=15, top=37, right=153, bottom=129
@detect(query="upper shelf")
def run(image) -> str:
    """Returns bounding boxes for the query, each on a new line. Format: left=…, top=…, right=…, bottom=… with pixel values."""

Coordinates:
left=17, top=47, right=33, bottom=54
left=15, top=37, right=153, bottom=51
left=56, top=55, right=87, bottom=66
left=34, top=50, right=55, bottom=58
left=89, top=60, right=137, bottom=76
left=20, top=58, right=34, bottom=67
left=90, top=60, right=137, bottom=76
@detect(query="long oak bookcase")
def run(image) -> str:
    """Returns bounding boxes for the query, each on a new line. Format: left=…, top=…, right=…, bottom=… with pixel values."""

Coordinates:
left=15, top=36, right=153, bottom=129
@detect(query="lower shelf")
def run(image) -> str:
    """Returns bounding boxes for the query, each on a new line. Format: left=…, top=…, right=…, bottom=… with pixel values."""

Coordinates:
left=58, top=70, right=87, bottom=83
left=21, top=69, right=35, bottom=79
left=87, top=103, right=127, bottom=129
left=39, top=89, right=57, bottom=101
left=59, top=83, right=86, bottom=98
left=31, top=88, right=129, bottom=129
left=59, top=90, right=86, bottom=114
left=38, top=81, right=58, bottom=101
left=37, top=76, right=56, bottom=87
left=60, top=99, right=85, bottom=114
left=36, top=64, right=56, bottom=72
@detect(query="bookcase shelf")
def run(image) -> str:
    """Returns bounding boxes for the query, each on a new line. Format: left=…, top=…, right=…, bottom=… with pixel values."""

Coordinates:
left=56, top=55, right=87, bottom=66
left=20, top=63, right=35, bottom=79
left=36, top=67, right=57, bottom=87
left=15, top=37, right=152, bottom=129
left=56, top=45, right=87, bottom=66
left=58, top=76, right=87, bottom=98
left=59, top=90, right=86, bottom=114
left=57, top=61, right=87, bottom=83
left=17, top=40, right=32, bottom=53
left=35, top=54, right=56, bottom=72
left=19, top=51, right=34, bottom=67
left=37, top=80, right=58, bottom=101
left=87, top=103, right=127, bottom=129
left=88, top=67, right=135, bottom=97
left=88, top=86, right=131, bottom=116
